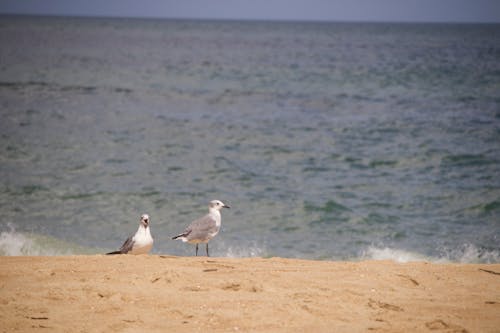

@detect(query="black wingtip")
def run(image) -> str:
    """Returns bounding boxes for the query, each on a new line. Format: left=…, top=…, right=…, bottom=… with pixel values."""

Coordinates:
left=172, top=233, right=188, bottom=240
left=106, top=251, right=122, bottom=255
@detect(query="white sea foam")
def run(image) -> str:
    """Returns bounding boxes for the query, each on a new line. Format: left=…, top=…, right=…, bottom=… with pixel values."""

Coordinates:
left=361, top=246, right=433, bottom=263
left=0, top=229, right=35, bottom=256
left=0, top=225, right=94, bottom=256
left=438, top=243, right=500, bottom=264
left=214, top=240, right=266, bottom=258
left=225, top=245, right=265, bottom=258
left=361, top=244, right=500, bottom=264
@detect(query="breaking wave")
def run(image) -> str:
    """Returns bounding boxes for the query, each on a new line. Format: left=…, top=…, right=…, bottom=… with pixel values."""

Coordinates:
left=361, top=244, right=500, bottom=264
left=0, top=225, right=95, bottom=256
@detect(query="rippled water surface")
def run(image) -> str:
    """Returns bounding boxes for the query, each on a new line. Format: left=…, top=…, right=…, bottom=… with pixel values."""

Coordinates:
left=1, top=16, right=499, bottom=261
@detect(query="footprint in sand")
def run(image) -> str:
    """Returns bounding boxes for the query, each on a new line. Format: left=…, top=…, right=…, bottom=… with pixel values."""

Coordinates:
left=425, top=319, right=468, bottom=333
left=367, top=298, right=403, bottom=312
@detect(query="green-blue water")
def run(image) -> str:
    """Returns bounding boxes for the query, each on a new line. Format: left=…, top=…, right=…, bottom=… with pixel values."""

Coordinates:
left=1, top=16, right=499, bottom=262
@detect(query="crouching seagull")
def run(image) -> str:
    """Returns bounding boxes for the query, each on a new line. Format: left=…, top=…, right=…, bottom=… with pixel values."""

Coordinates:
left=107, top=214, right=153, bottom=255
left=172, top=200, right=229, bottom=256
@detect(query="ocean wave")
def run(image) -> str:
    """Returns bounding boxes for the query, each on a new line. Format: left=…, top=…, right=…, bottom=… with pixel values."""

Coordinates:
left=360, top=246, right=432, bottom=263
left=437, top=243, right=500, bottom=264
left=0, top=226, right=95, bottom=256
left=0, top=229, right=32, bottom=255
left=0, top=81, right=132, bottom=95
left=220, top=242, right=266, bottom=258
left=361, top=244, right=500, bottom=264
left=225, top=247, right=265, bottom=258
left=2, top=224, right=497, bottom=263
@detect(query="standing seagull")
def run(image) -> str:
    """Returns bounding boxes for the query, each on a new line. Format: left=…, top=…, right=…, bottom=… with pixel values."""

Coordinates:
left=172, top=200, right=230, bottom=256
left=106, top=214, right=154, bottom=255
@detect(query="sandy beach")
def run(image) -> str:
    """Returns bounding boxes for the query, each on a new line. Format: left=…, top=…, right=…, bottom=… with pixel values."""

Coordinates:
left=1, top=255, right=499, bottom=332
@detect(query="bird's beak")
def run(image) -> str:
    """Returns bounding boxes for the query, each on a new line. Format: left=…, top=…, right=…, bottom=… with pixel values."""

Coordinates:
left=223, top=204, right=230, bottom=209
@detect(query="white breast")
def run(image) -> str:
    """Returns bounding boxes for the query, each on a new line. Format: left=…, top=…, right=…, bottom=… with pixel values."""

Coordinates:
left=130, top=226, right=153, bottom=254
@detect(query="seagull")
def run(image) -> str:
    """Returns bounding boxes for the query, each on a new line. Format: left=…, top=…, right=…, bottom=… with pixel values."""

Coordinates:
left=172, top=200, right=230, bottom=256
left=106, top=214, right=154, bottom=255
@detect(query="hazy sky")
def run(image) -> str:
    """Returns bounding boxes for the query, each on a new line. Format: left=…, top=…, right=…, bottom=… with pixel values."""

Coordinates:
left=1, top=0, right=499, bottom=23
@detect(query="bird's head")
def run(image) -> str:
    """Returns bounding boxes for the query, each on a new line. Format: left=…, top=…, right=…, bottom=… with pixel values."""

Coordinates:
left=209, top=200, right=230, bottom=211
left=140, top=214, right=150, bottom=227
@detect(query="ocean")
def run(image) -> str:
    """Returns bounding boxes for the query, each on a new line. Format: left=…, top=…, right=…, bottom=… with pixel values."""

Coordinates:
left=0, top=15, right=499, bottom=262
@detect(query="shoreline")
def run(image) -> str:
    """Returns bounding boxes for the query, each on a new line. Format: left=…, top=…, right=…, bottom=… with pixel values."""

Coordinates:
left=1, top=255, right=499, bottom=332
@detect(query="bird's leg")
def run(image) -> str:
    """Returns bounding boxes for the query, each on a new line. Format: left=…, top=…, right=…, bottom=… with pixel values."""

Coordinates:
left=195, top=244, right=198, bottom=256
left=206, top=243, right=209, bottom=257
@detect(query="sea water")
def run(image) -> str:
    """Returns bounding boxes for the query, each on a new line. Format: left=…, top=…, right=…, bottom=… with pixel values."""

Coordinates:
left=0, top=16, right=499, bottom=262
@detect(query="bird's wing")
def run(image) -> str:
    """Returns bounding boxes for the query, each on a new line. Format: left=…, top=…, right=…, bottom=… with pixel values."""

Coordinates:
left=185, top=214, right=218, bottom=241
left=118, top=235, right=135, bottom=254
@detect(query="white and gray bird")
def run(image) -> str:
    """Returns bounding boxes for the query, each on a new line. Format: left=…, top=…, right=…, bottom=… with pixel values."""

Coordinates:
left=172, top=200, right=230, bottom=256
left=106, top=214, right=154, bottom=255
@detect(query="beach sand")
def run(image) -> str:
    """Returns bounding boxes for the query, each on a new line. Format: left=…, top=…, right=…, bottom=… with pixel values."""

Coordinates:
left=1, top=255, right=499, bottom=332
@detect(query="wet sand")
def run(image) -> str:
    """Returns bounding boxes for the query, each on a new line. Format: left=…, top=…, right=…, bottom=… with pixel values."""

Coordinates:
left=1, top=255, right=499, bottom=332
